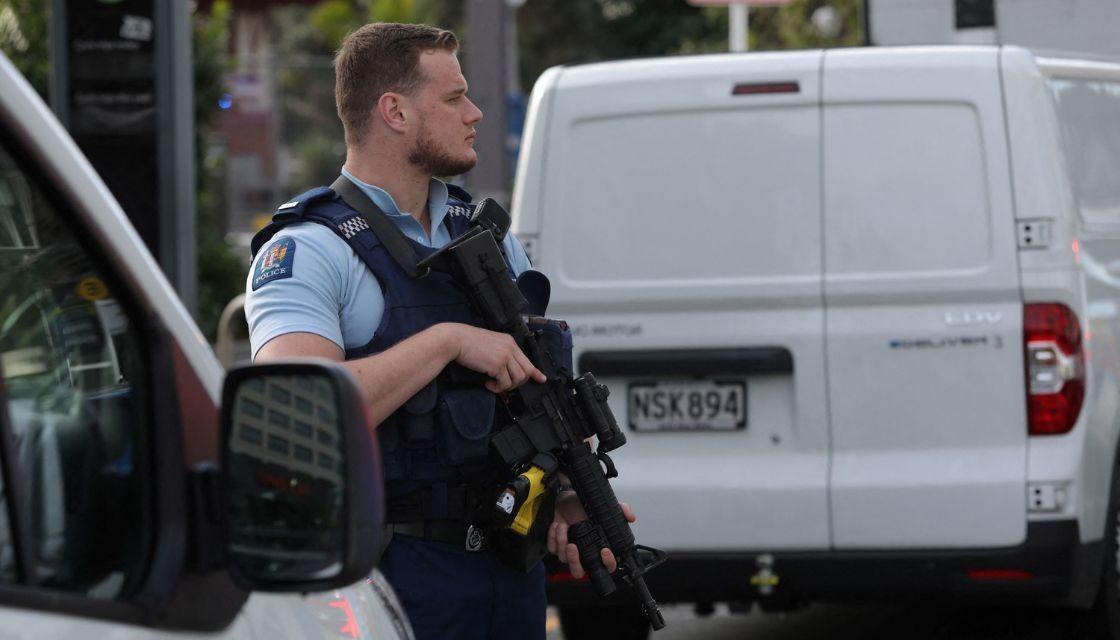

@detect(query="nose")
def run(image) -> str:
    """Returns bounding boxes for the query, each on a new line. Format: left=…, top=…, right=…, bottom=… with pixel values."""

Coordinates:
left=464, top=96, right=483, bottom=125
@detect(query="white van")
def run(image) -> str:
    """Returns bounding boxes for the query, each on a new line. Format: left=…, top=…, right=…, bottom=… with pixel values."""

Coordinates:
left=0, top=52, right=412, bottom=638
left=514, top=45, right=1120, bottom=637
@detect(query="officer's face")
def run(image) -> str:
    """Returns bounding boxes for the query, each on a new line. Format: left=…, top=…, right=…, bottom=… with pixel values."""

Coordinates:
left=406, top=50, right=484, bottom=177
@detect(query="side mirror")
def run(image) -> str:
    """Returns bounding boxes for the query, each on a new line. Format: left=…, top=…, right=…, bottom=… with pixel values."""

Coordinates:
left=219, top=360, right=382, bottom=592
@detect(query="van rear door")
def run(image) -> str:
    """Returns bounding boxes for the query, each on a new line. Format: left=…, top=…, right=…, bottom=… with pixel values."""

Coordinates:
left=822, top=48, right=1027, bottom=548
left=527, top=52, right=831, bottom=551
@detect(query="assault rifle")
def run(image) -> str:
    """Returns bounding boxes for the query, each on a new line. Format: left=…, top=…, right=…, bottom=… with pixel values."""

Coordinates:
left=417, top=199, right=667, bottom=631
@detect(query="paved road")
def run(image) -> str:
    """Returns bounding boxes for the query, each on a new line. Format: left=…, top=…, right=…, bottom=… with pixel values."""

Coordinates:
left=547, top=603, right=1096, bottom=639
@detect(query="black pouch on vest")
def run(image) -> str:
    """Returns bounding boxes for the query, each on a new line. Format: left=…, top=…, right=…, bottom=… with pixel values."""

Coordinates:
left=436, top=388, right=496, bottom=465
left=401, top=381, right=438, bottom=444
left=379, top=419, right=407, bottom=481
left=380, top=381, right=439, bottom=482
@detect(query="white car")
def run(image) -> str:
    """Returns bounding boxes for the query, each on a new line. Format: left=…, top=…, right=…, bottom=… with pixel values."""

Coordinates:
left=0, top=51, right=412, bottom=639
left=514, top=45, right=1120, bottom=638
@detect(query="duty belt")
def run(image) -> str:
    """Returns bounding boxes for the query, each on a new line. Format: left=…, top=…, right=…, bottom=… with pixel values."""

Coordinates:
left=386, top=484, right=492, bottom=552
left=386, top=521, right=490, bottom=552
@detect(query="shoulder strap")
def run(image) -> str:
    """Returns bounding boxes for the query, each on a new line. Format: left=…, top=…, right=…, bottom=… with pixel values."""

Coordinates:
left=250, top=186, right=336, bottom=258
left=330, top=175, right=427, bottom=279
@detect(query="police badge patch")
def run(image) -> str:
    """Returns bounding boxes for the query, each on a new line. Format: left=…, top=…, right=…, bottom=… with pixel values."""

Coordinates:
left=252, top=237, right=296, bottom=291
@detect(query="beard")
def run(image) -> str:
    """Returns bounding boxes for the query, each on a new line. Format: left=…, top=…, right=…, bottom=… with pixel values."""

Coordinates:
left=407, top=122, right=477, bottom=177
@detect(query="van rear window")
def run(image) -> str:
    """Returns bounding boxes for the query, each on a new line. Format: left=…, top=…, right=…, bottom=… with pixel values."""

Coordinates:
left=1050, top=78, right=1120, bottom=224
left=553, top=107, right=821, bottom=283
left=823, top=103, right=991, bottom=274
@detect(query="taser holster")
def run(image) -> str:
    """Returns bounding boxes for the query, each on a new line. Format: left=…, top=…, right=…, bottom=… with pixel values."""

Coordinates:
left=489, top=453, right=560, bottom=571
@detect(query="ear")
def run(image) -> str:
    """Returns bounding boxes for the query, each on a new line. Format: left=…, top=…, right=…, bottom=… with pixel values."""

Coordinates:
left=375, top=92, right=409, bottom=134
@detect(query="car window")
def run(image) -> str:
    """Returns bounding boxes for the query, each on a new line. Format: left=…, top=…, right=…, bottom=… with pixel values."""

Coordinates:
left=824, top=102, right=990, bottom=275
left=557, top=106, right=821, bottom=282
left=0, top=137, right=148, bottom=599
left=1050, top=77, right=1120, bottom=224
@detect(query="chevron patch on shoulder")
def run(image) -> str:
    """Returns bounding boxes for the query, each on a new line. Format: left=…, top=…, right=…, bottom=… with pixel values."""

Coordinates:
left=338, top=216, right=370, bottom=240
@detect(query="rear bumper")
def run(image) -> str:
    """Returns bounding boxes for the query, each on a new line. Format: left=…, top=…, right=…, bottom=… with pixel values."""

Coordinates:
left=547, top=521, right=1103, bottom=609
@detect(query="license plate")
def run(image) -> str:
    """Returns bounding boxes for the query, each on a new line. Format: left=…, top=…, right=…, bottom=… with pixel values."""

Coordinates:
left=628, top=380, right=747, bottom=432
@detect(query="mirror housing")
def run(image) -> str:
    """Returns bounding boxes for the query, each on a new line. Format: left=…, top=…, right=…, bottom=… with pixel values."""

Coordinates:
left=219, top=360, right=382, bottom=592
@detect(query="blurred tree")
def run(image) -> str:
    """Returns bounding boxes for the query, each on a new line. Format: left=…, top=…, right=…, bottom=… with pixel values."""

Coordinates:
left=270, top=4, right=348, bottom=192
left=751, top=0, right=863, bottom=51
left=516, top=0, right=862, bottom=91
left=193, top=0, right=244, bottom=341
left=0, top=0, right=50, bottom=97
left=314, top=0, right=458, bottom=41
left=517, top=0, right=723, bottom=90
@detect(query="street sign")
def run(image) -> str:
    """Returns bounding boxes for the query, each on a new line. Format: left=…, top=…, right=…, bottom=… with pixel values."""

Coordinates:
left=51, top=0, right=196, bottom=312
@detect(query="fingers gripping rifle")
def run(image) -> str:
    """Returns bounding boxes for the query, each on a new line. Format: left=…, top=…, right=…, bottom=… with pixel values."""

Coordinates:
left=417, top=200, right=667, bottom=631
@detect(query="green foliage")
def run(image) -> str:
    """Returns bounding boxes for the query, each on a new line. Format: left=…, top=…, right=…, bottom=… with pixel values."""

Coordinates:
left=517, top=0, right=722, bottom=89
left=195, top=0, right=231, bottom=136
left=516, top=0, right=863, bottom=90
left=310, top=0, right=362, bottom=49
left=193, top=1, right=244, bottom=341
left=305, top=0, right=453, bottom=52
left=750, top=0, right=864, bottom=51
left=289, top=136, right=347, bottom=193
left=271, top=5, right=346, bottom=194
left=371, top=0, right=418, bottom=24
left=0, top=0, right=50, bottom=98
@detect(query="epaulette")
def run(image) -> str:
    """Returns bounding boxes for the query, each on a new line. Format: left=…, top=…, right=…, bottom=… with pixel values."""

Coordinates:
left=273, top=186, right=336, bottom=221
left=446, top=183, right=473, bottom=204
left=250, top=186, right=338, bottom=258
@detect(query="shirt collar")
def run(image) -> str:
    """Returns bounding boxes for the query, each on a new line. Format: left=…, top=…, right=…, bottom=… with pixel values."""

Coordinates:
left=340, top=167, right=450, bottom=234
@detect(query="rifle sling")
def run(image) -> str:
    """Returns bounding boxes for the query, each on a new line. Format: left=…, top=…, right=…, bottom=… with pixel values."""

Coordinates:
left=330, top=174, right=427, bottom=279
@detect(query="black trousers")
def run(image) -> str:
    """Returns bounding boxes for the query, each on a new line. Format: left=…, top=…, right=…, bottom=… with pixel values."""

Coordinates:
left=381, top=533, right=547, bottom=640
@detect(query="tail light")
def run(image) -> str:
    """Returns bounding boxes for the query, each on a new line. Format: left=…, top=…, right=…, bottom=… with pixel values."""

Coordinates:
left=1024, top=303, right=1085, bottom=435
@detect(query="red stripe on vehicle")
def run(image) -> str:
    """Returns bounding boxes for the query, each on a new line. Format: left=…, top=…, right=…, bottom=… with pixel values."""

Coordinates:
left=172, top=342, right=218, bottom=466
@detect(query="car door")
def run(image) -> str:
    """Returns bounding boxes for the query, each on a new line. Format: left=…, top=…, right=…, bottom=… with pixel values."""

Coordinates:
left=822, top=47, right=1027, bottom=548
left=0, top=52, right=410, bottom=639
left=535, top=52, right=831, bottom=551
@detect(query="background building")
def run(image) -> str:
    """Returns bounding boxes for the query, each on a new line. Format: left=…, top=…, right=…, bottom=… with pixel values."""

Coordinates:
left=869, top=0, right=1120, bottom=57
left=201, top=0, right=320, bottom=246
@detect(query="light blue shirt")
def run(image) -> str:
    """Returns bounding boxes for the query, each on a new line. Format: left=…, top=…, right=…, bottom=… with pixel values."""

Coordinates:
left=246, top=172, right=532, bottom=358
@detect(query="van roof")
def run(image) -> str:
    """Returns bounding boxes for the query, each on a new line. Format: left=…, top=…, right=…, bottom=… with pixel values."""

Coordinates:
left=552, top=45, right=1120, bottom=88
left=1035, top=52, right=1120, bottom=81
left=555, top=46, right=1007, bottom=84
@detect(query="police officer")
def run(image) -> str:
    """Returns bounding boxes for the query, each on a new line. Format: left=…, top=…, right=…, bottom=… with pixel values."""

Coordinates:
left=245, top=23, right=635, bottom=640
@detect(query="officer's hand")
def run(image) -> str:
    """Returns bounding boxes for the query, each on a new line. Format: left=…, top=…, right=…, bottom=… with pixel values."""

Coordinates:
left=548, top=491, right=637, bottom=578
left=446, top=323, right=547, bottom=393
